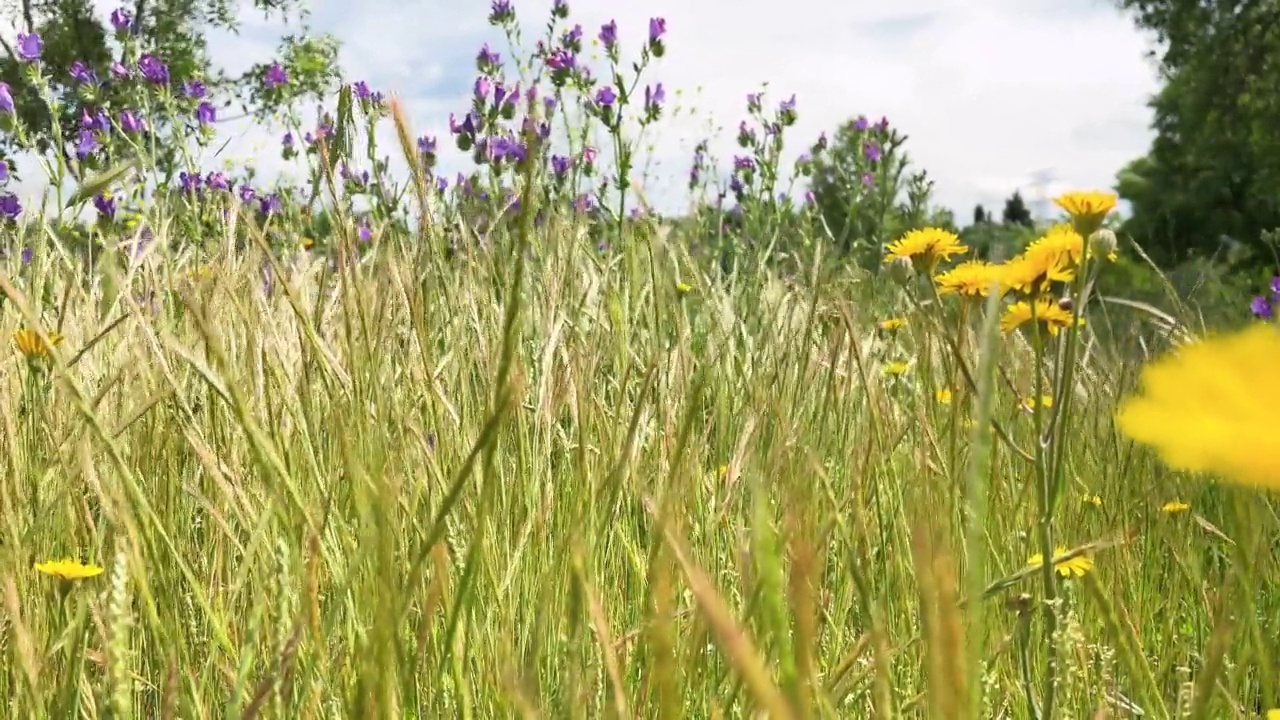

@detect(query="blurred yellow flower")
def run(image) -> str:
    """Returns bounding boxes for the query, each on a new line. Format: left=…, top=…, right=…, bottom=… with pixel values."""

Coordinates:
left=12, top=327, right=63, bottom=360
left=1028, top=547, right=1093, bottom=578
left=1022, top=395, right=1054, bottom=411
left=1266, top=709, right=1280, bottom=720
left=934, top=260, right=1001, bottom=297
left=1083, top=494, right=1102, bottom=507
left=301, top=237, right=316, bottom=250
left=883, top=227, right=967, bottom=270
left=675, top=281, right=693, bottom=295
left=935, top=388, right=953, bottom=405
left=1160, top=501, right=1190, bottom=514
left=884, top=361, right=910, bottom=376
left=34, top=558, right=104, bottom=581
left=1001, top=299, right=1082, bottom=336
left=1117, top=324, right=1280, bottom=490
left=878, top=317, right=907, bottom=331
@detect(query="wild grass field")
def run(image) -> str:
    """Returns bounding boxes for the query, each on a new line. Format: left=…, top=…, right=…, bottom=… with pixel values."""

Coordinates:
left=2, top=3, right=1279, bottom=719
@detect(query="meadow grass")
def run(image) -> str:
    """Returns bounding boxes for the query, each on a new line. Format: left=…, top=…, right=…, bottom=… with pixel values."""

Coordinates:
left=2, top=179, right=1277, bottom=720
left=2, top=4, right=1278, bottom=717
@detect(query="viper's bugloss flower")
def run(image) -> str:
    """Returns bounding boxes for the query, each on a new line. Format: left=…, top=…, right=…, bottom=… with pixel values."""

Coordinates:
left=196, top=101, right=215, bottom=125
left=69, top=60, right=96, bottom=84
left=139, top=54, right=168, bottom=84
left=1251, top=295, right=1273, bottom=319
left=594, top=85, right=616, bottom=107
left=110, top=7, right=134, bottom=33
left=264, top=63, right=288, bottom=88
left=75, top=129, right=99, bottom=158
left=0, top=82, right=14, bottom=113
left=93, top=192, right=116, bottom=219
left=16, top=32, right=41, bottom=62
left=649, top=17, right=667, bottom=43
left=119, top=110, right=145, bottom=133
left=599, top=20, right=618, bottom=50
left=864, top=142, right=881, bottom=162
left=488, top=0, right=513, bottom=24
left=854, top=115, right=869, bottom=131
left=0, top=193, right=21, bottom=220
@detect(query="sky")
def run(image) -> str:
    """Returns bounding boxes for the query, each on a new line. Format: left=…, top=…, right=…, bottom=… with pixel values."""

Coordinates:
left=6, top=0, right=1162, bottom=222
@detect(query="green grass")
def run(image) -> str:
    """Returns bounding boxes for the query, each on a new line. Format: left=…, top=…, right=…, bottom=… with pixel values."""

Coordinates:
left=1, top=209, right=1276, bottom=719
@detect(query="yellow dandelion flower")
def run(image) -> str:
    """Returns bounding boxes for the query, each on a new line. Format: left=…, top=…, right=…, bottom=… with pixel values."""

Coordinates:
left=999, top=252, right=1075, bottom=296
left=936, top=388, right=953, bottom=405
left=1027, top=547, right=1093, bottom=578
left=934, top=260, right=1001, bottom=297
left=34, top=558, right=105, bottom=581
left=884, top=361, right=910, bottom=376
left=1160, top=501, right=1190, bottom=514
left=878, top=317, right=907, bottom=331
left=1000, top=299, right=1082, bottom=336
left=12, top=327, right=63, bottom=360
left=883, top=227, right=968, bottom=270
left=675, top=281, right=693, bottom=295
left=1117, top=323, right=1280, bottom=490
left=301, top=237, right=316, bottom=250
left=1054, top=191, right=1117, bottom=223
left=1055, top=190, right=1117, bottom=236
left=1083, top=494, right=1102, bottom=507
left=1266, top=709, right=1280, bottom=720
left=1024, top=224, right=1085, bottom=269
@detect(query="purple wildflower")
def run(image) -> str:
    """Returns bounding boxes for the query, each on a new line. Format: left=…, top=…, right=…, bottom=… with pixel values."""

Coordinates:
left=238, top=186, right=256, bottom=204
left=1251, top=295, right=1273, bottom=319
left=184, top=80, right=206, bottom=99
left=258, top=193, right=282, bottom=216
left=0, top=160, right=7, bottom=182
left=853, top=115, right=869, bottom=131
left=0, top=194, right=20, bottom=221
left=205, top=171, right=229, bottom=191
left=264, top=63, right=288, bottom=89
left=864, top=142, right=881, bottom=162
left=75, top=129, right=99, bottom=158
left=16, top=33, right=41, bottom=62
left=476, top=43, right=501, bottom=70
left=599, top=20, right=618, bottom=50
left=488, top=0, right=513, bottom=24
left=551, top=154, right=571, bottom=176
left=649, top=17, right=667, bottom=43
left=119, top=110, right=144, bottom=133
left=1270, top=275, right=1280, bottom=295
left=110, top=62, right=129, bottom=79
left=179, top=171, right=201, bottom=193
left=644, top=83, right=665, bottom=116
left=138, top=54, right=169, bottom=84
left=0, top=82, right=12, bottom=113
left=196, top=101, right=216, bottom=125
left=595, top=86, right=617, bottom=107
left=110, top=8, right=134, bottom=33
left=358, top=223, right=372, bottom=242
left=69, top=61, right=96, bottom=85
left=93, top=192, right=116, bottom=219
left=352, top=80, right=370, bottom=99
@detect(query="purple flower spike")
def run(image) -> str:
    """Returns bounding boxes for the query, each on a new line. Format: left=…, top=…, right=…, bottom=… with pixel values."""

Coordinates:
left=94, top=192, right=116, bottom=219
left=70, top=61, right=96, bottom=85
left=649, top=17, right=667, bottom=43
left=864, top=142, right=881, bottom=162
left=76, top=129, right=99, bottom=158
left=595, top=86, right=616, bottom=107
left=0, top=82, right=13, bottom=114
left=119, top=110, right=144, bottom=133
left=185, top=80, right=206, bottom=99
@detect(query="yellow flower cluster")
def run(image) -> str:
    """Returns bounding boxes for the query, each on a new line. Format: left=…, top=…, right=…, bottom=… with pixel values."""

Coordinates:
left=881, top=190, right=1118, bottom=338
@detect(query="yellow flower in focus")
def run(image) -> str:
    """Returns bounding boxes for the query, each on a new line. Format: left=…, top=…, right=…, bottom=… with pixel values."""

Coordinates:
left=1160, top=501, right=1190, bottom=514
left=1001, top=299, right=1082, bottom=336
left=884, top=361, right=910, bottom=376
left=878, top=317, right=907, bottom=331
left=1117, top=324, right=1280, bottom=490
left=883, top=227, right=967, bottom=270
left=999, top=252, right=1075, bottom=296
left=1054, top=191, right=1117, bottom=225
left=34, top=558, right=105, bottom=581
left=1027, top=547, right=1093, bottom=578
left=934, top=260, right=1001, bottom=297
left=1024, top=224, right=1085, bottom=268
left=13, top=327, right=63, bottom=360
left=935, top=388, right=953, bottom=405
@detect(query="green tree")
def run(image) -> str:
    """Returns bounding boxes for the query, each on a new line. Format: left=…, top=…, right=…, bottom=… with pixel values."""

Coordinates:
left=1113, top=0, right=1280, bottom=263
left=973, top=203, right=988, bottom=225
left=1001, top=190, right=1034, bottom=228
left=0, top=0, right=340, bottom=177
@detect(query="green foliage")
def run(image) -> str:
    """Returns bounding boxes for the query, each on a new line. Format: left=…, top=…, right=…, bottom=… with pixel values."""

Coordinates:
left=1114, top=0, right=1280, bottom=263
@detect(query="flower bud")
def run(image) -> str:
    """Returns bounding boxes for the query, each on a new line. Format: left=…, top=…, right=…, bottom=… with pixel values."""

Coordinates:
left=886, top=255, right=915, bottom=286
left=1088, top=228, right=1118, bottom=260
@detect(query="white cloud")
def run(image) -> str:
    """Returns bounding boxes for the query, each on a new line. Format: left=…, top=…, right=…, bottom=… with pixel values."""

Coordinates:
left=6, top=0, right=1160, bottom=223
